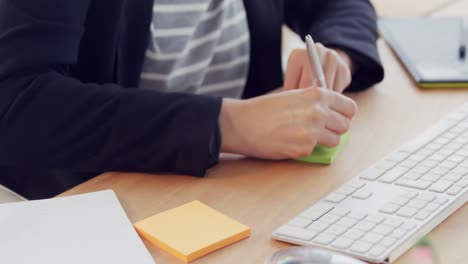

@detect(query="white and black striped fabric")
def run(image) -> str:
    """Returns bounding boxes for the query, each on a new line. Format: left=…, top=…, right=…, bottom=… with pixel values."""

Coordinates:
left=139, top=0, right=250, bottom=98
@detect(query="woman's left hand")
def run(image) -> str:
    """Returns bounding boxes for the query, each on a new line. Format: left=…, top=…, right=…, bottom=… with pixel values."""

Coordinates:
left=284, top=44, right=354, bottom=93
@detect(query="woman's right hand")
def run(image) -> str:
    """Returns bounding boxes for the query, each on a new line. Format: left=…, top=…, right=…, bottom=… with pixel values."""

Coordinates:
left=220, top=87, right=357, bottom=159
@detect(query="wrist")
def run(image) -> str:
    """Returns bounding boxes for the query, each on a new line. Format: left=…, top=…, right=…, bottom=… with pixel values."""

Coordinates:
left=219, top=98, right=248, bottom=154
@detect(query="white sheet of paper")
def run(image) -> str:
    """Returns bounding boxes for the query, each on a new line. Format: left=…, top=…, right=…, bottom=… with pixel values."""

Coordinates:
left=0, top=190, right=155, bottom=264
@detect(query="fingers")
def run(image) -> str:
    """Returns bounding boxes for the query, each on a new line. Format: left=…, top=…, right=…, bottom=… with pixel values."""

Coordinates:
left=284, top=46, right=353, bottom=92
left=284, top=50, right=304, bottom=90
left=325, top=110, right=351, bottom=135
left=317, top=129, right=341, bottom=148
left=323, top=51, right=338, bottom=90
left=299, top=63, right=313, bottom=89
left=334, top=65, right=352, bottom=93
left=327, top=91, right=358, bottom=119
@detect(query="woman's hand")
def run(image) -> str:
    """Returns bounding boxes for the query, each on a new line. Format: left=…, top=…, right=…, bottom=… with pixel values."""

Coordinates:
left=284, top=45, right=354, bottom=93
left=220, top=87, right=357, bottom=159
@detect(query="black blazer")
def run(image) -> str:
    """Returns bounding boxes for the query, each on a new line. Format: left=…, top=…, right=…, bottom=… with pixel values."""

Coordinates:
left=0, top=0, right=384, bottom=198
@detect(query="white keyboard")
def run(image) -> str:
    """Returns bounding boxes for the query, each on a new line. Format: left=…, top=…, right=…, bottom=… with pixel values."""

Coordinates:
left=272, top=103, right=468, bottom=263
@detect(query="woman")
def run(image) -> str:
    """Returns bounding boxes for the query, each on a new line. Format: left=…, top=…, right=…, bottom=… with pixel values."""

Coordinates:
left=0, top=0, right=384, bottom=198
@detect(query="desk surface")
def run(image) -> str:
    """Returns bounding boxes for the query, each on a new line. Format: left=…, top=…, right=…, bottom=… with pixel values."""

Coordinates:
left=62, top=2, right=468, bottom=264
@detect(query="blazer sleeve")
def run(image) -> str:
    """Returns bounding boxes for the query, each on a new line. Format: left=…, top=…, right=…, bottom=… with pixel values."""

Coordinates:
left=0, top=0, right=222, bottom=176
left=284, top=0, right=384, bottom=91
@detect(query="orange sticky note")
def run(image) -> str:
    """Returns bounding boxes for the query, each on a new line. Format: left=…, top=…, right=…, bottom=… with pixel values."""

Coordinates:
left=133, top=200, right=251, bottom=263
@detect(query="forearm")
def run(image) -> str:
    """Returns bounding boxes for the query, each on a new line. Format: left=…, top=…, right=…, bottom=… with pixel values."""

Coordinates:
left=0, top=71, right=222, bottom=176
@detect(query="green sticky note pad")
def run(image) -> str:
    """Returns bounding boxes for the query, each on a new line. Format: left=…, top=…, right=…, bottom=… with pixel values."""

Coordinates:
left=295, top=132, right=350, bottom=164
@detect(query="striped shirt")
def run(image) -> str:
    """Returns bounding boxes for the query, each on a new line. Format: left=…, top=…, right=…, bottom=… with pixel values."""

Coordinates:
left=139, top=0, right=250, bottom=98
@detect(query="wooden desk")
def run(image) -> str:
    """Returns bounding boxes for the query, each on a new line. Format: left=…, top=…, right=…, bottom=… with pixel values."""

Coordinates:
left=62, top=2, right=468, bottom=264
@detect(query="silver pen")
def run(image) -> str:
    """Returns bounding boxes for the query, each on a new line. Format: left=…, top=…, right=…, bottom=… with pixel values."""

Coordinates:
left=305, top=34, right=328, bottom=89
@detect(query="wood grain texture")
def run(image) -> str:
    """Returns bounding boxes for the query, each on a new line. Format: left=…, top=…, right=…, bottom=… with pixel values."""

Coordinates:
left=61, top=1, right=468, bottom=263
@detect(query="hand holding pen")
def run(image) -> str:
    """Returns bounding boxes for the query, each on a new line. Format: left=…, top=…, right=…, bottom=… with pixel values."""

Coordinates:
left=284, top=34, right=353, bottom=93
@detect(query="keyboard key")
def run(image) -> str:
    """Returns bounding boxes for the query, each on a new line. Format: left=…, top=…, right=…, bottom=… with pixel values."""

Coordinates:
left=401, top=191, right=418, bottom=199
left=321, top=214, right=341, bottom=224
left=395, top=179, right=432, bottom=190
left=325, top=193, right=347, bottom=203
left=336, top=217, right=358, bottom=228
left=380, top=237, right=397, bottom=247
left=300, top=204, right=334, bottom=220
left=428, top=153, right=446, bottom=162
left=420, top=173, right=442, bottom=183
left=425, top=143, right=443, bottom=151
left=447, top=186, right=463, bottom=196
left=434, top=138, right=450, bottom=145
left=387, top=151, right=410, bottom=162
left=362, top=233, right=384, bottom=244
left=430, top=167, right=450, bottom=175
left=396, top=207, right=418, bottom=218
left=379, top=203, right=400, bottom=214
left=451, top=166, right=468, bottom=175
left=433, top=197, right=449, bottom=205
left=402, top=172, right=422, bottom=181
left=343, top=228, right=365, bottom=240
left=456, top=178, right=468, bottom=188
left=440, top=161, right=459, bottom=170
left=331, top=237, right=354, bottom=249
left=415, top=210, right=432, bottom=221
left=288, top=217, right=311, bottom=228
left=313, top=233, right=336, bottom=245
left=347, top=211, right=367, bottom=220
left=365, top=215, right=386, bottom=224
left=458, top=160, right=468, bottom=168
left=306, top=221, right=330, bottom=232
left=400, top=222, right=417, bottom=230
left=424, top=203, right=441, bottom=212
left=384, top=218, right=403, bottom=228
left=329, top=207, right=351, bottom=217
left=359, top=167, right=385, bottom=181
left=348, top=181, right=366, bottom=189
left=354, top=221, right=376, bottom=232
left=417, top=148, right=434, bottom=157
left=275, top=226, right=318, bottom=241
left=390, top=228, right=408, bottom=239
left=378, top=167, right=408, bottom=183
left=417, top=193, right=436, bottom=202
left=400, top=159, right=418, bottom=168
left=406, top=199, right=427, bottom=210
left=326, top=225, right=348, bottom=236
left=447, top=155, right=465, bottom=163
left=409, top=154, right=426, bottom=162
left=350, top=240, right=373, bottom=253
left=411, top=165, right=432, bottom=174
left=352, top=189, right=373, bottom=200
left=391, top=197, right=409, bottom=206
left=335, top=186, right=356, bottom=196
left=369, top=246, right=387, bottom=258
left=443, top=173, right=463, bottom=182
left=429, top=180, right=453, bottom=193
left=375, top=160, right=397, bottom=170
left=372, top=224, right=394, bottom=236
